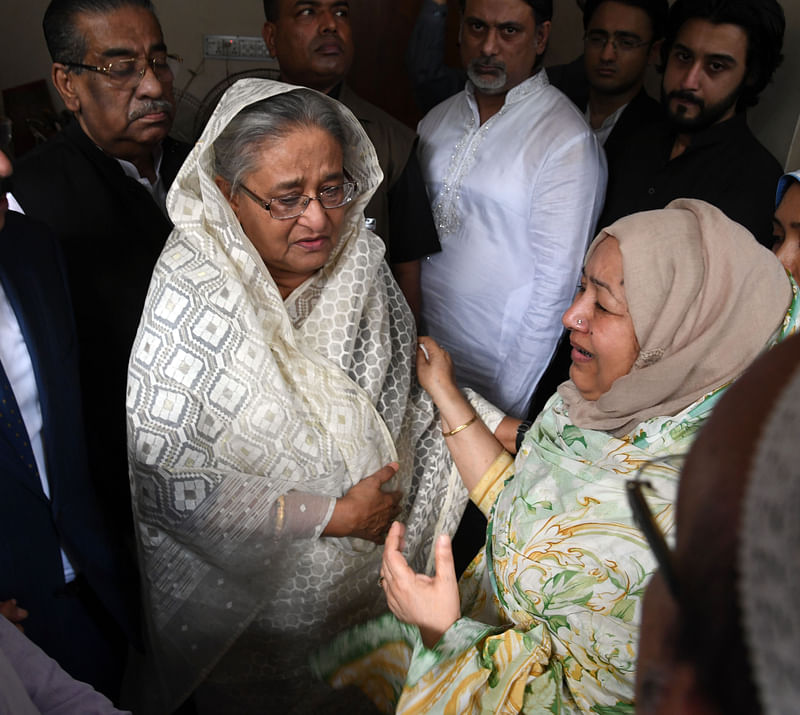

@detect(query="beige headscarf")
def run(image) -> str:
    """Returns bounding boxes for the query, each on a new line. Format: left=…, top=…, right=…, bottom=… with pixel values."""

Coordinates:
left=559, top=198, right=792, bottom=436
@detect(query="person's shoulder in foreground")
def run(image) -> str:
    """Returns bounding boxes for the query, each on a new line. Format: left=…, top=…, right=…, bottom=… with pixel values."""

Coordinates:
left=0, top=615, right=130, bottom=715
left=637, top=331, right=800, bottom=714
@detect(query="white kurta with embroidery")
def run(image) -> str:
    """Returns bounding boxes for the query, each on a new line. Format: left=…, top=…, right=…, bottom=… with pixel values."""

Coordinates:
left=418, top=71, right=607, bottom=417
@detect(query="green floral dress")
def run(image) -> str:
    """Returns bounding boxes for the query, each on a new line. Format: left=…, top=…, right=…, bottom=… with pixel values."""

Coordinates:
left=312, top=283, right=800, bottom=714
left=312, top=389, right=714, bottom=714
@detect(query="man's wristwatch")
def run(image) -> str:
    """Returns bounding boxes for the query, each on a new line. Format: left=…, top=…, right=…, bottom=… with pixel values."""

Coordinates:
left=515, top=419, right=533, bottom=452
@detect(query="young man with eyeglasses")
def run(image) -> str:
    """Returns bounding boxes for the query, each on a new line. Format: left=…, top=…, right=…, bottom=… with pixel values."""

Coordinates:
left=578, top=0, right=667, bottom=162
left=11, top=0, right=190, bottom=547
left=599, top=0, right=785, bottom=247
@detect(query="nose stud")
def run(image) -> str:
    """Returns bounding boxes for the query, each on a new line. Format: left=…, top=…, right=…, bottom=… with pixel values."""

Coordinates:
left=577, top=319, right=584, bottom=326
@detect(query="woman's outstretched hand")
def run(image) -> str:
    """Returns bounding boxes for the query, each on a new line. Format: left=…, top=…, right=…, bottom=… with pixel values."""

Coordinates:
left=380, top=521, right=461, bottom=649
left=325, top=463, right=403, bottom=544
left=416, top=337, right=459, bottom=406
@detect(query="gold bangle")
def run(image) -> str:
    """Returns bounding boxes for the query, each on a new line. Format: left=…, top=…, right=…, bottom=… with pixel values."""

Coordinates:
left=275, top=494, right=285, bottom=535
left=442, top=414, right=477, bottom=438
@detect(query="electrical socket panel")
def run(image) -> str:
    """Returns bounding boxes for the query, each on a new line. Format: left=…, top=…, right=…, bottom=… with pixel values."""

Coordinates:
left=204, top=35, right=271, bottom=61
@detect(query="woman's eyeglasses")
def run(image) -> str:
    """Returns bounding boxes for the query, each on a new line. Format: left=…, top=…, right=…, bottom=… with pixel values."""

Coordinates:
left=239, top=179, right=359, bottom=220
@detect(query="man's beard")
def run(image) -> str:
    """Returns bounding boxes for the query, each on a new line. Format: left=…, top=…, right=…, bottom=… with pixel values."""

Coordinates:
left=467, top=57, right=508, bottom=94
left=661, top=82, right=742, bottom=133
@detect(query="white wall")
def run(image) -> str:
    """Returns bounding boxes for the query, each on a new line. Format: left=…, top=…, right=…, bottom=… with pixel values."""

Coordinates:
left=0, top=0, right=56, bottom=110
left=148, top=0, right=279, bottom=140
left=749, top=0, right=800, bottom=170
left=787, top=115, right=800, bottom=170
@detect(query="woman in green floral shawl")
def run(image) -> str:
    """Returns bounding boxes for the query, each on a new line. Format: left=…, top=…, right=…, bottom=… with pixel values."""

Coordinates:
left=313, top=199, right=800, bottom=714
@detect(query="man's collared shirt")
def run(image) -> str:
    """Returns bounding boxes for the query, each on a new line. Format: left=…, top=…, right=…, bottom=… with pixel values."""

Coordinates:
left=116, top=143, right=167, bottom=213
left=585, top=102, right=628, bottom=147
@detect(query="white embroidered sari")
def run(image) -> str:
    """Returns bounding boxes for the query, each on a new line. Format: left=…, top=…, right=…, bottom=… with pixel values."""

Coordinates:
left=126, top=79, right=471, bottom=713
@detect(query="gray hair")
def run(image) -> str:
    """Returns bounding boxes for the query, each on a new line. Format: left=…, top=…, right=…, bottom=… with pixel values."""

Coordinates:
left=43, top=0, right=158, bottom=65
left=213, top=89, right=347, bottom=196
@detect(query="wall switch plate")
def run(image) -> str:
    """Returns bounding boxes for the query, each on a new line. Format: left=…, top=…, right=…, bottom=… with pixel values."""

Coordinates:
left=204, top=35, right=271, bottom=61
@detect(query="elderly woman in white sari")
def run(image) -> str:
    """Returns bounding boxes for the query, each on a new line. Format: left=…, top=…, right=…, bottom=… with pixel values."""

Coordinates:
left=126, top=79, right=473, bottom=713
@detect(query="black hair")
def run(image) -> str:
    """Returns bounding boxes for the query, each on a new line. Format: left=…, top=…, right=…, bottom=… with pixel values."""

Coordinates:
left=458, top=0, right=553, bottom=24
left=582, top=0, right=669, bottom=42
left=263, top=0, right=277, bottom=22
left=661, top=0, right=785, bottom=110
left=43, top=0, right=157, bottom=64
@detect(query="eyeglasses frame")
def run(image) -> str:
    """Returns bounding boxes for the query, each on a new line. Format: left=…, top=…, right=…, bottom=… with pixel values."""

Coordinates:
left=238, top=176, right=359, bottom=221
left=59, top=53, right=182, bottom=87
left=583, top=31, right=651, bottom=53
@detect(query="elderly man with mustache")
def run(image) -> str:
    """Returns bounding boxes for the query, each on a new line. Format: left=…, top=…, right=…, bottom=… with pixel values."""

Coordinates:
left=599, top=0, right=785, bottom=247
left=416, top=0, right=605, bottom=420
left=11, top=0, right=190, bottom=546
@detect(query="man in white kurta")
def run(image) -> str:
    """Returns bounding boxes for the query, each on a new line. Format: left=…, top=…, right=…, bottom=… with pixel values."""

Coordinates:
left=418, top=0, right=607, bottom=416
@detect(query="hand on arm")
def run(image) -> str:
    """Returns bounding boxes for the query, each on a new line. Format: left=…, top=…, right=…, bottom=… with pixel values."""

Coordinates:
left=323, top=463, right=402, bottom=544
left=0, top=599, right=28, bottom=632
left=417, top=337, right=507, bottom=491
left=381, top=521, right=460, bottom=648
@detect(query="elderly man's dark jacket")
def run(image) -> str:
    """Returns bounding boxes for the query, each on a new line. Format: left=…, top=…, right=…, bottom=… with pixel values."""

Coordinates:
left=0, top=210, right=139, bottom=667
left=12, top=120, right=190, bottom=537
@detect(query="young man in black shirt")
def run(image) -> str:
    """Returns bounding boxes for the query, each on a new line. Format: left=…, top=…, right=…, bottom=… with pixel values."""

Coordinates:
left=600, top=0, right=785, bottom=247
